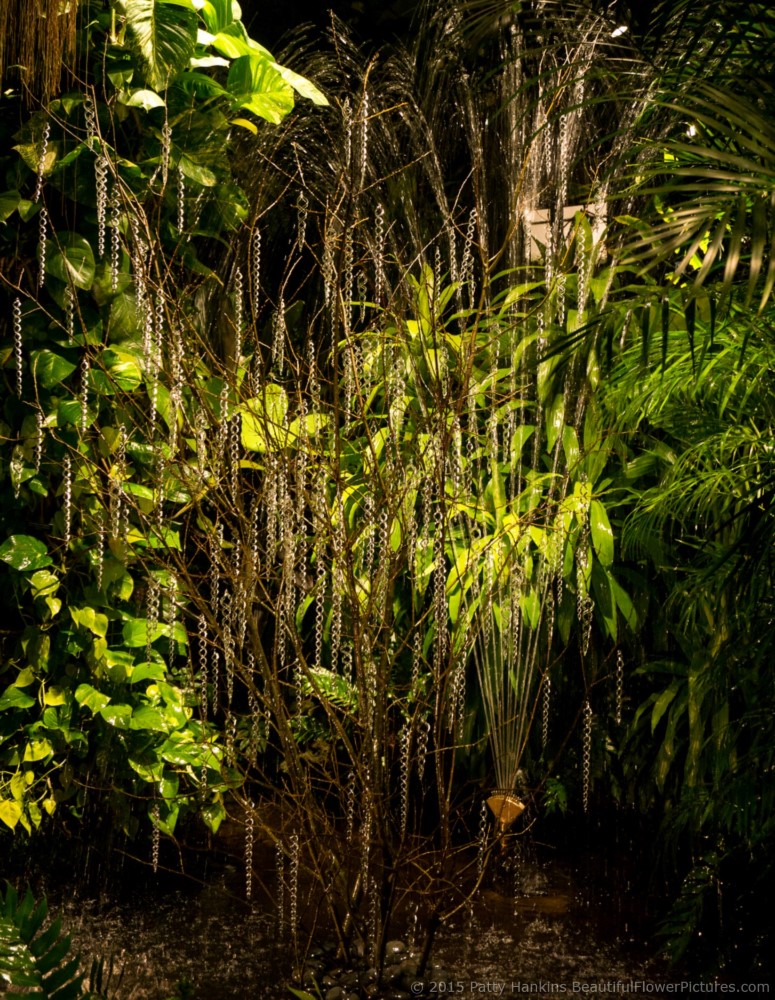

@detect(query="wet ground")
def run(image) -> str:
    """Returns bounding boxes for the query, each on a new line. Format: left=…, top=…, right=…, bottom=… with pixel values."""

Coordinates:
left=24, top=836, right=676, bottom=1000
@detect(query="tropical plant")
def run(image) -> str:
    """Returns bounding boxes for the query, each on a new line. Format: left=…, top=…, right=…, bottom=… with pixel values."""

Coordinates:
left=0, top=0, right=326, bottom=844
left=592, top=0, right=775, bottom=971
left=0, top=882, right=116, bottom=998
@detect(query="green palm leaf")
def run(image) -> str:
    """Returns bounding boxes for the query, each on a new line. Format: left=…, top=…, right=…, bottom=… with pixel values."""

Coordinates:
left=619, top=83, right=775, bottom=311
left=0, top=884, right=95, bottom=999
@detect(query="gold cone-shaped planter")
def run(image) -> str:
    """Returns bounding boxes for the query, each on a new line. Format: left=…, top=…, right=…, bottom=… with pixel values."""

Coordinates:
left=486, top=792, right=525, bottom=833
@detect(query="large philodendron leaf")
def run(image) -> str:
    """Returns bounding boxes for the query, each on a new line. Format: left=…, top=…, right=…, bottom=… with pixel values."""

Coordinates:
left=124, top=0, right=198, bottom=91
left=227, top=53, right=294, bottom=124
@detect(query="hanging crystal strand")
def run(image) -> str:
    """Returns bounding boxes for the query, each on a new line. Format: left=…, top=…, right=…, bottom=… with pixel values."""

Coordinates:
left=452, top=655, right=466, bottom=739
left=152, top=803, right=160, bottom=873
left=33, top=121, right=50, bottom=203
left=264, top=455, right=277, bottom=565
left=368, top=874, right=379, bottom=967
left=62, top=454, right=73, bottom=549
left=34, top=411, right=45, bottom=474
left=411, top=629, right=422, bottom=698
left=110, top=186, right=121, bottom=291
left=148, top=302, right=161, bottom=439
left=230, top=415, right=241, bottom=504
left=161, top=120, right=172, bottom=189
left=374, top=202, right=385, bottom=307
left=576, top=511, right=593, bottom=655
left=95, top=154, right=108, bottom=258
left=233, top=265, right=244, bottom=370
left=141, top=292, right=154, bottom=369
left=217, top=382, right=230, bottom=482
left=377, top=506, right=390, bottom=611
left=360, top=788, right=371, bottom=888
left=330, top=490, right=345, bottom=674
left=248, top=689, right=260, bottom=766
left=208, top=647, right=219, bottom=715
left=146, top=576, right=160, bottom=664
left=582, top=700, right=593, bottom=813
left=289, top=191, right=306, bottom=255
left=358, top=90, right=369, bottom=191
left=222, top=591, right=234, bottom=707
left=322, top=216, right=335, bottom=312
left=276, top=841, right=286, bottom=928
left=313, top=474, right=327, bottom=670
left=556, top=270, right=566, bottom=330
left=113, top=441, right=128, bottom=526
left=330, top=642, right=346, bottom=692
left=65, top=284, right=76, bottom=343
left=84, top=94, right=97, bottom=149
left=345, top=773, right=356, bottom=847
left=226, top=710, right=237, bottom=764
left=576, top=217, right=588, bottom=316
left=37, top=208, right=48, bottom=289
left=542, top=676, right=551, bottom=753
left=459, top=207, right=478, bottom=310
left=154, top=450, right=166, bottom=545
left=272, top=298, right=286, bottom=375
left=416, top=718, right=430, bottom=784
left=249, top=494, right=261, bottom=582
left=357, top=270, right=367, bottom=325
left=615, top=649, right=624, bottom=725
left=289, top=832, right=300, bottom=940
left=198, top=615, right=209, bottom=723
left=275, top=453, right=288, bottom=554
left=79, top=354, right=90, bottom=434
left=476, top=799, right=489, bottom=881
left=400, top=723, right=411, bottom=836
left=343, top=228, right=354, bottom=337
left=95, top=509, right=105, bottom=590
left=176, top=164, right=185, bottom=232
left=13, top=298, right=23, bottom=398
left=245, top=802, right=255, bottom=901
left=363, top=491, right=375, bottom=580
left=166, top=574, right=178, bottom=669
left=250, top=224, right=262, bottom=315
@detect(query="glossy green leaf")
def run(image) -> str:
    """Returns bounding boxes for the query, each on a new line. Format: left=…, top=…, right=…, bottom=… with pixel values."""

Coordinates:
left=30, top=350, right=77, bottom=388
left=130, top=705, right=169, bottom=731
left=45, top=234, right=95, bottom=290
left=589, top=499, right=614, bottom=567
left=271, top=61, right=328, bottom=106
left=122, top=619, right=188, bottom=647
left=241, top=384, right=289, bottom=452
left=227, top=53, right=294, bottom=124
left=545, top=391, right=565, bottom=453
left=119, top=87, right=166, bottom=110
left=124, top=0, right=198, bottom=90
left=0, top=535, right=52, bottom=572
left=74, top=684, right=111, bottom=713
left=0, top=800, right=23, bottom=830
left=69, top=606, right=109, bottom=637
left=98, top=704, right=133, bottom=728
left=0, top=685, right=36, bottom=711
left=178, top=152, right=218, bottom=186
left=130, top=661, right=167, bottom=684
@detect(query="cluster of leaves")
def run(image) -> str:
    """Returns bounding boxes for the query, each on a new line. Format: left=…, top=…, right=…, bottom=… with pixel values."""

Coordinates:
left=0, top=0, right=325, bottom=843
left=0, top=883, right=114, bottom=999
left=598, top=48, right=775, bottom=970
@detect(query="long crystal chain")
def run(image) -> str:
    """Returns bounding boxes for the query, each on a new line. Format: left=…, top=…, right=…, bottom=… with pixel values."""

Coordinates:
left=615, top=649, right=624, bottom=725
left=13, top=298, right=23, bottom=398
left=582, top=699, right=593, bottom=813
